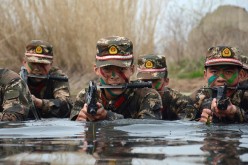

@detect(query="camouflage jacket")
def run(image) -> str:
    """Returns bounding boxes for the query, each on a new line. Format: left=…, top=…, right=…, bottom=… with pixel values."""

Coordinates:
left=70, top=88, right=162, bottom=121
left=239, top=79, right=248, bottom=86
left=184, top=86, right=248, bottom=123
left=27, top=67, right=72, bottom=118
left=160, top=87, right=190, bottom=120
left=0, top=68, right=32, bottom=121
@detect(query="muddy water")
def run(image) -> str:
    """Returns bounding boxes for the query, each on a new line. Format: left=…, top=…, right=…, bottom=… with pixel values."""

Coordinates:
left=0, top=119, right=247, bottom=165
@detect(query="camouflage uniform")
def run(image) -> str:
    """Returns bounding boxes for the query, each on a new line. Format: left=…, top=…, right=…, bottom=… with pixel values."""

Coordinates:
left=70, top=36, right=162, bottom=120
left=0, top=68, right=32, bottom=121
left=184, top=46, right=248, bottom=123
left=137, top=54, right=190, bottom=120
left=239, top=55, right=248, bottom=85
left=24, top=40, right=72, bottom=118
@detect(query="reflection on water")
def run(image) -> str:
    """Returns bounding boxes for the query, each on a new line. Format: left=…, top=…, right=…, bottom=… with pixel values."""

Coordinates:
left=0, top=119, right=247, bottom=165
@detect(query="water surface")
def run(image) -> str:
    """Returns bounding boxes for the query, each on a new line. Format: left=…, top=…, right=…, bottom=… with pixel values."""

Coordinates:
left=0, top=119, right=247, bottom=165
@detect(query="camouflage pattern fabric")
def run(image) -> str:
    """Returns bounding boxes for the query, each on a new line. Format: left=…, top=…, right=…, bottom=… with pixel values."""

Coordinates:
left=137, top=54, right=167, bottom=80
left=70, top=87, right=162, bottom=121
left=96, top=36, right=133, bottom=67
left=0, top=68, right=32, bottom=121
left=239, top=79, right=248, bottom=86
left=240, top=55, right=248, bottom=70
left=25, top=40, right=53, bottom=64
left=160, top=87, right=191, bottom=120
left=28, top=67, right=72, bottom=118
left=184, top=86, right=248, bottom=123
left=204, top=46, right=243, bottom=67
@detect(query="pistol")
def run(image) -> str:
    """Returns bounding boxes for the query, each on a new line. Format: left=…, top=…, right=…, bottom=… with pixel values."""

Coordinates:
left=85, top=81, right=98, bottom=115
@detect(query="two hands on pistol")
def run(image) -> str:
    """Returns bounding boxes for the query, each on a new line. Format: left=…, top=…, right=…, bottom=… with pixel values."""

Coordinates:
left=76, top=81, right=107, bottom=121
left=199, top=84, right=239, bottom=124
left=76, top=81, right=152, bottom=121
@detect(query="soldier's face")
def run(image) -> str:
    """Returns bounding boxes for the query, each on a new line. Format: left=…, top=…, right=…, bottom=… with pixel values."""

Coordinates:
left=204, top=65, right=241, bottom=88
left=24, top=61, right=52, bottom=75
left=142, top=78, right=169, bottom=91
left=94, top=65, right=134, bottom=97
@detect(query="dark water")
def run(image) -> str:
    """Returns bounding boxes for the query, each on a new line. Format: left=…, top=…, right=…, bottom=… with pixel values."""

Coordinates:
left=0, top=119, right=247, bottom=165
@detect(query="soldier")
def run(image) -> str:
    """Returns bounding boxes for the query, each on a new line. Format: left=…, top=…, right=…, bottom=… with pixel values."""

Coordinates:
left=21, top=40, right=72, bottom=118
left=185, top=46, right=248, bottom=123
left=70, top=36, right=162, bottom=121
left=136, top=54, right=190, bottom=120
left=0, top=68, right=32, bottom=121
left=239, top=55, right=248, bottom=84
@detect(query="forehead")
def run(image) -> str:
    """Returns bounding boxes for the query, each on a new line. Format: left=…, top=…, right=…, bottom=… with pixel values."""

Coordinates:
left=28, top=62, right=50, bottom=66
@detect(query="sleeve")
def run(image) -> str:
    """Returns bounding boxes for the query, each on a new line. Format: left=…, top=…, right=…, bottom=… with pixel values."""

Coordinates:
left=70, top=89, right=86, bottom=120
left=181, top=89, right=207, bottom=121
left=0, top=78, right=32, bottom=121
left=105, top=111, right=124, bottom=121
left=137, top=88, right=162, bottom=119
left=40, top=78, right=73, bottom=118
left=230, top=106, right=247, bottom=123
left=162, top=89, right=191, bottom=120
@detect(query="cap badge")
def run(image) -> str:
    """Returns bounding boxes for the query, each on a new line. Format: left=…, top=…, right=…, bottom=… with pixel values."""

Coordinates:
left=145, top=60, right=153, bottom=68
left=35, top=46, right=43, bottom=54
left=109, top=46, right=118, bottom=55
left=222, top=48, right=231, bottom=57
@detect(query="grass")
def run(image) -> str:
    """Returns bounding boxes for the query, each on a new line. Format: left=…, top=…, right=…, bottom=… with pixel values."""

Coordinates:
left=168, top=57, right=205, bottom=79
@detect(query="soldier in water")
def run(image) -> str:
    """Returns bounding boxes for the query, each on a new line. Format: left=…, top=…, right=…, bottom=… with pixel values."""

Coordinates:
left=185, top=46, right=248, bottom=123
left=21, top=40, right=72, bottom=118
left=136, top=54, right=190, bottom=120
left=70, top=36, right=162, bottom=121
left=0, top=68, right=33, bottom=121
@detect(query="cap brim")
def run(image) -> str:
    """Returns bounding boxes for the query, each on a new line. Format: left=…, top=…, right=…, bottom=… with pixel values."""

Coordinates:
left=25, top=56, right=52, bottom=64
left=137, top=72, right=165, bottom=80
left=96, top=59, right=132, bottom=67
left=205, top=59, right=242, bottom=67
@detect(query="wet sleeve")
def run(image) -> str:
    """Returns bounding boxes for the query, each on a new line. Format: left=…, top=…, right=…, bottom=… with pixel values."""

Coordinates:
left=231, top=107, right=247, bottom=123
left=105, top=111, right=124, bottom=121
left=0, top=78, right=31, bottom=121
left=137, top=89, right=162, bottom=119
left=181, top=89, right=206, bottom=121
left=70, top=89, right=86, bottom=121
left=40, top=80, right=73, bottom=118
left=162, top=89, right=191, bottom=120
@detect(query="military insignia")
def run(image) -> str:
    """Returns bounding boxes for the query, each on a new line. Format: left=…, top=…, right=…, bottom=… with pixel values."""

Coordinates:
left=35, top=46, right=43, bottom=54
left=145, top=60, right=153, bottom=68
left=109, top=46, right=118, bottom=55
left=222, top=48, right=232, bottom=57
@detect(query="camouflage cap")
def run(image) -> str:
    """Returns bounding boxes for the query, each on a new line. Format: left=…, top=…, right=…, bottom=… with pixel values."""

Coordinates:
left=240, top=55, right=248, bottom=70
left=25, top=40, right=53, bottom=64
left=96, top=36, right=133, bottom=67
left=205, top=46, right=242, bottom=67
left=137, top=54, right=167, bottom=80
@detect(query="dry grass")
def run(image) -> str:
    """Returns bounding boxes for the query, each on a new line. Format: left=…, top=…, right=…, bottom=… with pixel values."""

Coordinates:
left=0, top=1, right=247, bottom=93
left=0, top=0, right=169, bottom=73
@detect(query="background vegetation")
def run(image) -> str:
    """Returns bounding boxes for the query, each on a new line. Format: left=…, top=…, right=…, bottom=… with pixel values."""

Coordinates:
left=0, top=0, right=247, bottom=94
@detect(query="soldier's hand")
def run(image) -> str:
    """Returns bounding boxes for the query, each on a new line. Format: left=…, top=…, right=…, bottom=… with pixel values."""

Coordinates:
left=76, top=104, right=88, bottom=121
left=93, top=102, right=107, bottom=121
left=212, top=98, right=238, bottom=119
left=76, top=103, right=107, bottom=121
left=199, top=108, right=213, bottom=123
left=31, top=95, right=43, bottom=108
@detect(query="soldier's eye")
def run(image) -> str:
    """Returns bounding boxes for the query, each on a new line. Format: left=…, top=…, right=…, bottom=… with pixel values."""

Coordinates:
left=119, top=67, right=128, bottom=72
left=102, top=66, right=111, bottom=71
